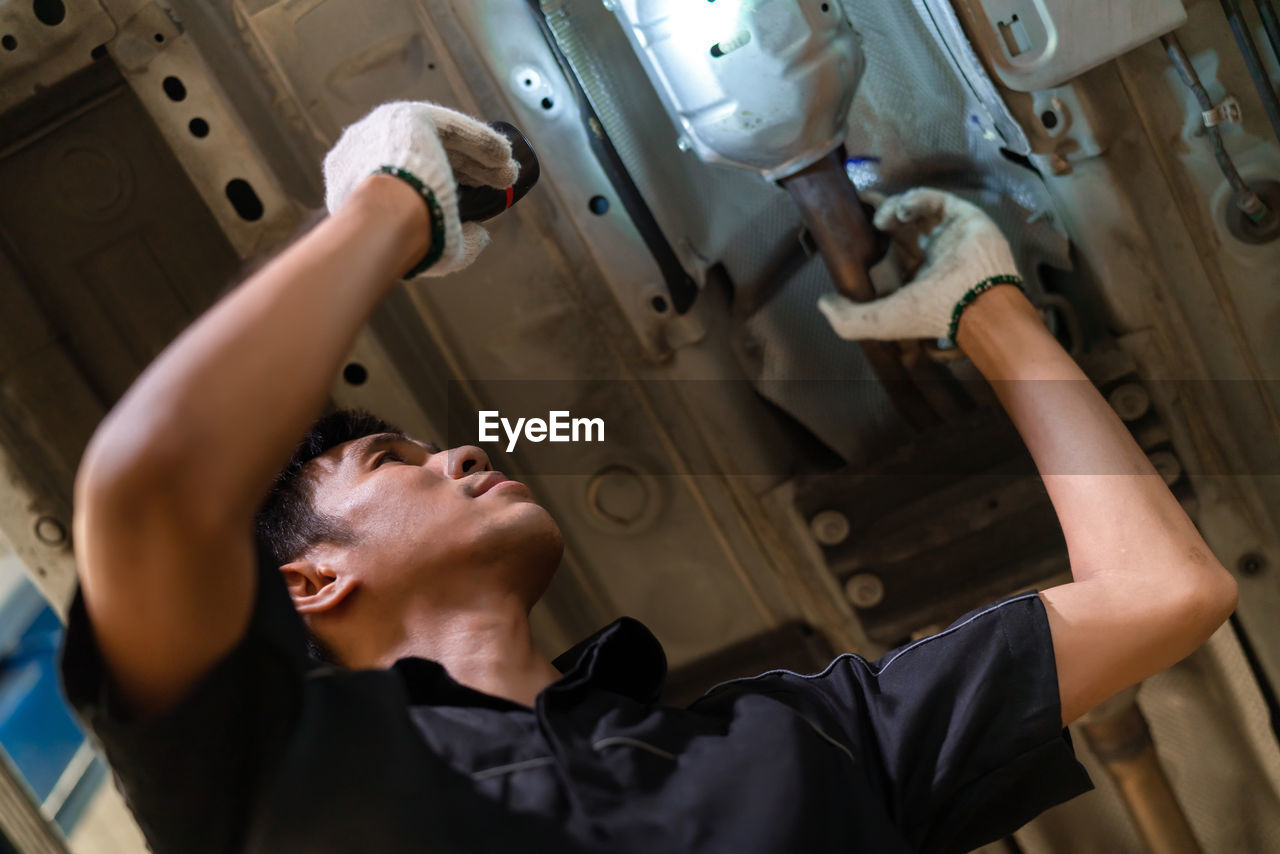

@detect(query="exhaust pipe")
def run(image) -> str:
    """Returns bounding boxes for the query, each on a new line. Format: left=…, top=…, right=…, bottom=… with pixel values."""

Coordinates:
left=610, top=0, right=945, bottom=427
left=1079, top=690, right=1204, bottom=854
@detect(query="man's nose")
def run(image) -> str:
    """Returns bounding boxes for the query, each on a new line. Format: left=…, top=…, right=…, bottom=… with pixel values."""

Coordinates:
left=440, top=445, right=492, bottom=478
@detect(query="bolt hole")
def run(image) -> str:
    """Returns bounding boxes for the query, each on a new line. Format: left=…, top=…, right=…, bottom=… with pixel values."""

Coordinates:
left=2, top=34, right=16, bottom=51
left=821, top=2, right=829, bottom=11
left=225, top=178, right=264, bottom=222
left=1238, top=552, right=1266, bottom=576
left=427, top=62, right=436, bottom=70
left=710, top=43, right=724, bottom=58
left=540, top=96, right=554, bottom=110
left=651, top=295, right=669, bottom=313
left=188, top=117, right=209, bottom=138
left=523, top=78, right=533, bottom=87
left=162, top=75, right=186, bottom=102
left=1040, top=110, right=1058, bottom=130
left=32, top=0, right=66, bottom=27
left=154, top=32, right=164, bottom=43
left=588, top=195, right=609, bottom=215
left=343, top=362, right=368, bottom=386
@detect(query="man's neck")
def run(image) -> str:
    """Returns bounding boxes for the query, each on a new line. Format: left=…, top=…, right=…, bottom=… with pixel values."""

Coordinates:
left=367, top=596, right=563, bottom=708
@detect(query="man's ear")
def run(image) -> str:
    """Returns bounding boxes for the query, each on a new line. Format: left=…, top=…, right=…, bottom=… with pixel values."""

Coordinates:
left=280, top=556, right=357, bottom=615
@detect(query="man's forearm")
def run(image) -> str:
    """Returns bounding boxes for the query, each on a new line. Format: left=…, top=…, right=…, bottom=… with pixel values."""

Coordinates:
left=956, top=285, right=1237, bottom=721
left=956, top=286, right=1222, bottom=588
left=78, top=175, right=430, bottom=528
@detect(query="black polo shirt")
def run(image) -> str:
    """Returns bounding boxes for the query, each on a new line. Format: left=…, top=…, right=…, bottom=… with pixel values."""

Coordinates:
left=59, top=555, right=1092, bottom=854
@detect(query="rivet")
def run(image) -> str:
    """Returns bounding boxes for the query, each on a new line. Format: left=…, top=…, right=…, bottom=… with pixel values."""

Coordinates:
left=1147, top=450, right=1182, bottom=486
left=844, top=573, right=884, bottom=609
left=810, top=510, right=849, bottom=546
left=1108, top=383, right=1151, bottom=422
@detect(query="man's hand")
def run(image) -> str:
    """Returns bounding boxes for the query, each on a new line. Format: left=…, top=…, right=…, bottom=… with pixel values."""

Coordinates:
left=817, top=186, right=1238, bottom=727
left=816, top=187, right=1022, bottom=343
left=323, top=101, right=519, bottom=278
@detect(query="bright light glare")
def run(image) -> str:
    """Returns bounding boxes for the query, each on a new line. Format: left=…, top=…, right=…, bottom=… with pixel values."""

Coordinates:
left=683, top=0, right=748, bottom=47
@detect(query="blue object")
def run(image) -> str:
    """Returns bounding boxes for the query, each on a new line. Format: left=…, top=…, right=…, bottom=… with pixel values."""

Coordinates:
left=0, top=572, right=102, bottom=835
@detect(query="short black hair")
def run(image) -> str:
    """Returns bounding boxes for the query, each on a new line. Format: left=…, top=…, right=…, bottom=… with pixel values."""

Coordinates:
left=253, top=408, right=403, bottom=662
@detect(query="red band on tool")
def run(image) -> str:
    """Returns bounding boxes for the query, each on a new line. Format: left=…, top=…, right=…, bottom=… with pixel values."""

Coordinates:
left=505, top=186, right=514, bottom=210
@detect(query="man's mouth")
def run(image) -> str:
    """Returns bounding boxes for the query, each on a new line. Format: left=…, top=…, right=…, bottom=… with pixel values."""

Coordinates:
left=470, top=471, right=523, bottom=497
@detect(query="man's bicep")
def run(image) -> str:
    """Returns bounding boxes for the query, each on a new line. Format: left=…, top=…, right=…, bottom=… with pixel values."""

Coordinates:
left=74, top=483, right=258, bottom=719
left=61, top=537, right=309, bottom=854
left=1039, top=578, right=1208, bottom=727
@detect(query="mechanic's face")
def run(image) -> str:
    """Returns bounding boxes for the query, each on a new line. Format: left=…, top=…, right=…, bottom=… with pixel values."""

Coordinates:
left=305, top=433, right=563, bottom=608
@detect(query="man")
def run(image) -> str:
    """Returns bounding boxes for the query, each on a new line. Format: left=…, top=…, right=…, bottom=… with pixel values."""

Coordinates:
left=61, top=101, right=1237, bottom=853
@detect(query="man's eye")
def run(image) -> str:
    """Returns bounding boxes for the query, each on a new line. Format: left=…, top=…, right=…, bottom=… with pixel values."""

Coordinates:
left=374, top=451, right=406, bottom=467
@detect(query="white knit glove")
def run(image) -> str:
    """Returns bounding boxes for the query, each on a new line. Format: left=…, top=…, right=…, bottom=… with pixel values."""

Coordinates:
left=322, top=101, right=519, bottom=279
left=817, top=187, right=1024, bottom=343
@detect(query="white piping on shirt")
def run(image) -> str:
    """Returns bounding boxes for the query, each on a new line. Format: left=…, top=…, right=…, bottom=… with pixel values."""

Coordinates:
left=469, top=737, right=680, bottom=782
left=696, top=592, right=1039, bottom=699
left=469, top=756, right=556, bottom=781
left=872, top=591, right=1037, bottom=673
left=799, top=719, right=856, bottom=765
left=465, top=596, right=1037, bottom=785
left=592, top=736, right=677, bottom=762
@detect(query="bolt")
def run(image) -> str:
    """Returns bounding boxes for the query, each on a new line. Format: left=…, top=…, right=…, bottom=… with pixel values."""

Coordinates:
left=1238, top=552, right=1266, bottom=576
left=1147, top=450, right=1182, bottom=486
left=1134, top=423, right=1170, bottom=451
left=844, top=573, right=885, bottom=609
left=676, top=135, right=692, bottom=152
left=34, top=516, right=67, bottom=546
left=810, top=510, right=850, bottom=546
left=1108, top=383, right=1151, bottom=422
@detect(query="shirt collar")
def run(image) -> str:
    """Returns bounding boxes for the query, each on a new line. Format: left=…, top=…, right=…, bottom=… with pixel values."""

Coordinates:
left=392, top=617, right=668, bottom=709
left=550, top=617, right=668, bottom=704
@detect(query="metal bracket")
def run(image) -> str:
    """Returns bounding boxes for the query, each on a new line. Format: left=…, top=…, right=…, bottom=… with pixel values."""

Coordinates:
left=1202, top=95, right=1242, bottom=128
left=0, top=746, right=67, bottom=854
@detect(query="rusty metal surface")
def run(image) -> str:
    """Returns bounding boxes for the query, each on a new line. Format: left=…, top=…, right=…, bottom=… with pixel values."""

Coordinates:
left=780, top=148, right=944, bottom=430
left=793, top=405, right=1067, bottom=644
left=779, top=149, right=884, bottom=303
left=0, top=0, right=116, bottom=114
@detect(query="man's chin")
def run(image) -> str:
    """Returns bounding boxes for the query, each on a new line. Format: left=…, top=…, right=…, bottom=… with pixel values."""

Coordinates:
left=493, top=507, right=562, bottom=605
left=523, top=506, right=564, bottom=563
left=488, top=501, right=563, bottom=561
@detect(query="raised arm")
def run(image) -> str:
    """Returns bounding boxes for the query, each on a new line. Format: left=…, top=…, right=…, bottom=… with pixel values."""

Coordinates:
left=73, top=102, right=516, bottom=718
left=959, top=286, right=1237, bottom=724
left=819, top=188, right=1238, bottom=727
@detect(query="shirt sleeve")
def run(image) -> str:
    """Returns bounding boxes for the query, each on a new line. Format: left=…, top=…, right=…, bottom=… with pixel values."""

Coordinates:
left=802, top=590, right=1093, bottom=853
left=58, top=547, right=314, bottom=854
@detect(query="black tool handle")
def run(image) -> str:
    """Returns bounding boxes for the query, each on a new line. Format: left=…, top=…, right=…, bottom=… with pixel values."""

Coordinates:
left=456, top=121, right=540, bottom=222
